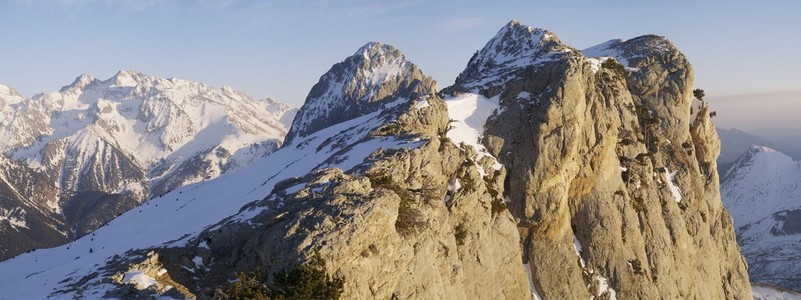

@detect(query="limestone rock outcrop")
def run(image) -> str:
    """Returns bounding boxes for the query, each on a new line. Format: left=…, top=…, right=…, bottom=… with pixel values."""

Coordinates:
left=444, top=20, right=750, bottom=299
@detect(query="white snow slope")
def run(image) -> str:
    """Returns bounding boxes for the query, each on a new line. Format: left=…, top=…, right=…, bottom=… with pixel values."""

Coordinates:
left=0, top=96, right=421, bottom=299
left=721, top=145, right=801, bottom=291
left=753, top=283, right=801, bottom=300
left=0, top=71, right=293, bottom=203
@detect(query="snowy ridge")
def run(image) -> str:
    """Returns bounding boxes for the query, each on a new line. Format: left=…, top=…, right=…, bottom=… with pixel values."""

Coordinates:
left=453, top=20, right=571, bottom=93
left=581, top=35, right=676, bottom=70
left=753, top=283, right=801, bottom=300
left=0, top=93, right=422, bottom=299
left=723, top=145, right=800, bottom=227
left=722, top=145, right=801, bottom=291
left=0, top=71, right=292, bottom=202
left=286, top=41, right=429, bottom=143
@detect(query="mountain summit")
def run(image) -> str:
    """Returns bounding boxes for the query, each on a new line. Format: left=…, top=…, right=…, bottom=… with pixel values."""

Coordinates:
left=450, top=20, right=569, bottom=95
left=285, top=41, right=436, bottom=143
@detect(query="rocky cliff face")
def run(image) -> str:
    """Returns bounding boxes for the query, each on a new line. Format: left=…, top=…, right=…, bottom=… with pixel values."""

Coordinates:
left=0, top=21, right=753, bottom=300
left=444, top=20, right=750, bottom=299
left=0, top=154, right=66, bottom=259
left=158, top=42, right=529, bottom=299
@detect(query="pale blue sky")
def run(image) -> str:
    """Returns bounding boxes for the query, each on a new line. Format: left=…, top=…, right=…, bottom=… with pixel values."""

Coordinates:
left=1, top=0, right=799, bottom=130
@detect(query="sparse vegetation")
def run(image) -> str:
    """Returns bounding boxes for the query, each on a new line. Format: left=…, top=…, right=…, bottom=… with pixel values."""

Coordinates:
left=221, top=254, right=344, bottom=300
left=491, top=197, right=508, bottom=216
left=601, top=58, right=626, bottom=79
left=368, top=173, right=426, bottom=236
left=454, top=223, right=468, bottom=245
left=629, top=259, right=645, bottom=275
left=223, top=271, right=272, bottom=300
left=693, top=88, right=705, bottom=101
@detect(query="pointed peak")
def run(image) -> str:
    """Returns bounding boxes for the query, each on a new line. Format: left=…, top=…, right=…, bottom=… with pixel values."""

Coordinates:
left=729, top=145, right=794, bottom=174
left=0, top=83, right=20, bottom=96
left=285, top=42, right=436, bottom=144
left=449, top=21, right=569, bottom=95
left=59, top=74, right=97, bottom=92
left=0, top=84, right=25, bottom=105
left=354, top=41, right=404, bottom=60
left=498, top=19, right=554, bottom=37
left=110, top=70, right=146, bottom=87
left=748, top=145, right=778, bottom=155
left=495, top=19, right=557, bottom=41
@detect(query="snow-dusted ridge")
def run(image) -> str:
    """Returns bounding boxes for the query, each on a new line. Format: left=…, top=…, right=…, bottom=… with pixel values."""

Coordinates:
left=0, top=72, right=295, bottom=261
left=0, top=96, right=421, bottom=298
left=450, top=20, right=572, bottom=95
left=722, top=145, right=801, bottom=291
left=285, top=41, right=436, bottom=144
left=0, top=71, right=293, bottom=200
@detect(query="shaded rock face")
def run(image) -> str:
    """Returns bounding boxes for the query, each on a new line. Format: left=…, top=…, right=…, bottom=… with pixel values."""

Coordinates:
left=0, top=155, right=66, bottom=261
left=285, top=42, right=438, bottom=144
left=0, top=148, right=140, bottom=261
left=446, top=21, right=751, bottom=299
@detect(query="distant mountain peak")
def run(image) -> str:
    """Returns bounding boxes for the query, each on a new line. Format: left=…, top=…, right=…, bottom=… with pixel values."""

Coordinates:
left=723, top=144, right=795, bottom=184
left=748, top=144, right=778, bottom=154
left=721, top=145, right=801, bottom=291
left=59, top=74, right=96, bottom=92
left=109, top=70, right=146, bottom=87
left=284, top=41, right=436, bottom=143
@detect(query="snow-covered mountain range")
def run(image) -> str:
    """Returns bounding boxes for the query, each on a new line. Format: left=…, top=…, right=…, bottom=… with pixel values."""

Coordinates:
left=0, top=40, right=439, bottom=300
left=722, top=145, right=801, bottom=291
left=0, top=72, right=294, bottom=260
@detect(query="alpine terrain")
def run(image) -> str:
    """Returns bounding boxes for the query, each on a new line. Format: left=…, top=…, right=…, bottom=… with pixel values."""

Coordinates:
left=722, top=145, right=801, bottom=292
left=716, top=128, right=782, bottom=175
left=0, top=74, right=294, bottom=260
left=0, top=21, right=753, bottom=299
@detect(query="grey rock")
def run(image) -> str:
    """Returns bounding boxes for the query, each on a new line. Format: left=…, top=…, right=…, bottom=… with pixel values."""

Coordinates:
left=285, top=41, right=437, bottom=144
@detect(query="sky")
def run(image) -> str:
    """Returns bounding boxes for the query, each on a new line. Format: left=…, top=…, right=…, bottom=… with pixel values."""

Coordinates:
left=1, top=0, right=800, bottom=131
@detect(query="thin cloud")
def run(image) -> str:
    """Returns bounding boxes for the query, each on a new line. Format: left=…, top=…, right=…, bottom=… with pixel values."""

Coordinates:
left=438, top=17, right=485, bottom=32
left=14, top=0, right=168, bottom=12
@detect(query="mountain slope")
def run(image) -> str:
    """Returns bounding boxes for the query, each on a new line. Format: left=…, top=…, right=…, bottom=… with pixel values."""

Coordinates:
left=0, top=154, right=66, bottom=259
left=717, top=128, right=781, bottom=175
left=3, top=71, right=289, bottom=199
left=0, top=21, right=752, bottom=299
left=0, top=42, right=529, bottom=299
left=0, top=73, right=292, bottom=260
left=722, top=145, right=801, bottom=291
